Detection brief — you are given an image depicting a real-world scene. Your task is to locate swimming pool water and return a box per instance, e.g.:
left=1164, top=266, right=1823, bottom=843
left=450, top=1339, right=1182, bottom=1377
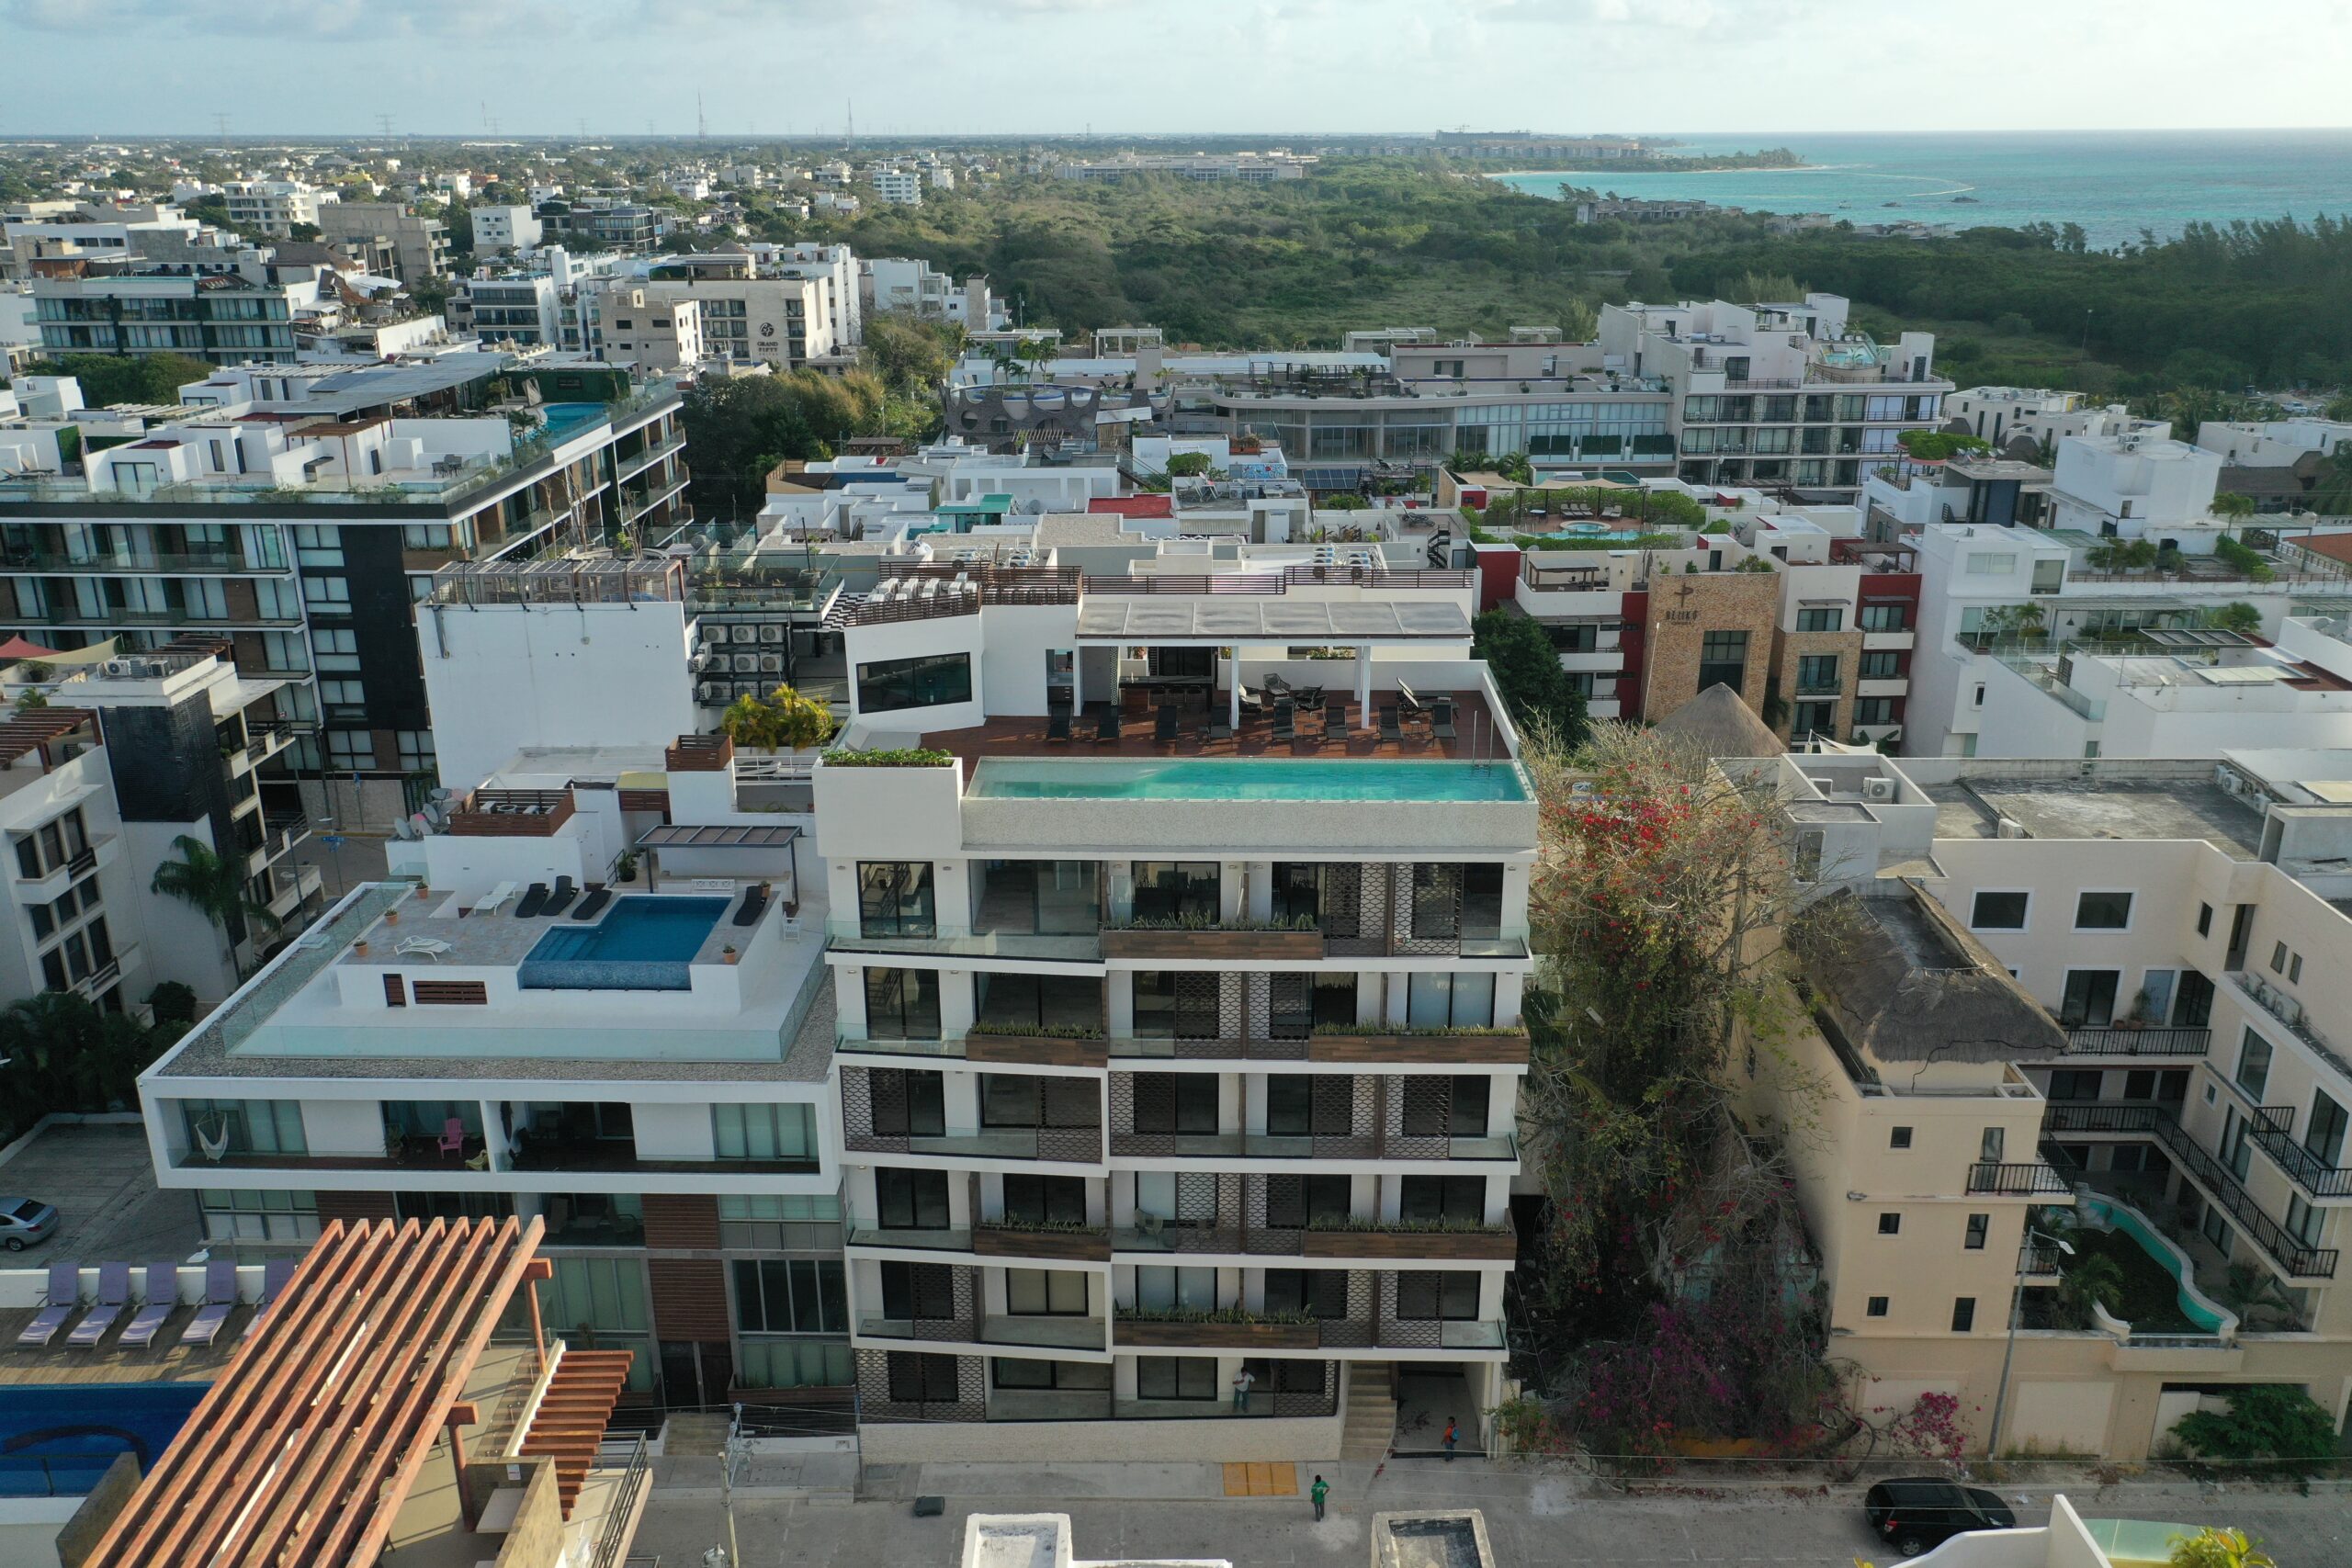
left=0, top=1382, right=207, bottom=1495
left=519, top=896, right=727, bottom=991
left=970, top=760, right=1526, bottom=803
left=539, top=401, right=608, bottom=442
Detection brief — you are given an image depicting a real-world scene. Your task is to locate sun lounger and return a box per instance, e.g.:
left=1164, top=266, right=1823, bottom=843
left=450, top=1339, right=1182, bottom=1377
left=1379, top=706, right=1404, bottom=745
left=514, top=882, right=550, bottom=919
left=473, top=881, right=519, bottom=915
left=732, top=886, right=770, bottom=927
left=1325, top=701, right=1349, bottom=743
left=119, top=1263, right=179, bottom=1348
left=15, top=1262, right=80, bottom=1348
left=571, top=884, right=612, bottom=920
left=243, top=1256, right=295, bottom=1340
left=65, top=1261, right=130, bottom=1348
left=394, top=935, right=452, bottom=962
left=181, top=1258, right=239, bottom=1347
left=1431, top=698, right=1457, bottom=741
left=1095, top=710, right=1122, bottom=743
left=1154, top=705, right=1181, bottom=746
left=1046, top=713, right=1072, bottom=743
left=1208, top=712, right=1233, bottom=742
left=1272, top=705, right=1296, bottom=744
left=542, top=875, right=577, bottom=917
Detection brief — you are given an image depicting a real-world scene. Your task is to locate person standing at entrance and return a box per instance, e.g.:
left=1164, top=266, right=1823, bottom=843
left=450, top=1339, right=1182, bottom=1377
left=1311, top=1474, right=1329, bottom=1520
left=1232, top=1365, right=1255, bottom=1411
left=1442, top=1417, right=1459, bottom=1461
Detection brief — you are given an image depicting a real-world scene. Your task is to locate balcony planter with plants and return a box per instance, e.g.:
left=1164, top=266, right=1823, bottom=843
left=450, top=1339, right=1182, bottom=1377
left=964, top=1021, right=1108, bottom=1068
left=1101, top=913, right=1323, bottom=961
left=1305, top=1024, right=1530, bottom=1065
left=1298, top=1216, right=1516, bottom=1260
left=1115, top=1307, right=1319, bottom=1349
left=973, top=1218, right=1113, bottom=1262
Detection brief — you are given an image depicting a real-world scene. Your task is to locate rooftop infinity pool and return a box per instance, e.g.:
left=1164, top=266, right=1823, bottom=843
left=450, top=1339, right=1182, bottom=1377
left=518, top=896, right=727, bottom=990
left=0, top=1382, right=207, bottom=1496
left=969, top=759, right=1525, bottom=803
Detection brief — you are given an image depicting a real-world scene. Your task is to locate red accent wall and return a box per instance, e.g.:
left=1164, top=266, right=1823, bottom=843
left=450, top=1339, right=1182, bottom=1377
left=1472, top=544, right=1521, bottom=612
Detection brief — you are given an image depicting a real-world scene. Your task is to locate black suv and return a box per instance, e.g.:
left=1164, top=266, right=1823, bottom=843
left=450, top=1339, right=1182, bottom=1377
left=1863, top=1478, right=2018, bottom=1557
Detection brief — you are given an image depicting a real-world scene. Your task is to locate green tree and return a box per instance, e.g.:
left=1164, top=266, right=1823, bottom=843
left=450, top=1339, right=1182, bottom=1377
left=2211, top=490, right=2257, bottom=518
left=1471, top=608, right=1586, bottom=746
left=2056, top=1253, right=2126, bottom=1325
left=1163, top=452, right=1213, bottom=479
left=0, top=992, right=172, bottom=1139
left=2172, top=1384, right=2337, bottom=1462
left=24, top=351, right=214, bottom=407
left=2207, top=602, right=2264, bottom=635
left=680, top=368, right=893, bottom=522
left=718, top=684, right=838, bottom=750
left=2169, top=1528, right=2277, bottom=1568
left=151, top=833, right=280, bottom=975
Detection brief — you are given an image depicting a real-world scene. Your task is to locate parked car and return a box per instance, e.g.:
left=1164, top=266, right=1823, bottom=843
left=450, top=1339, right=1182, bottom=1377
left=0, top=1197, right=58, bottom=1250
left=1863, top=1477, right=2018, bottom=1557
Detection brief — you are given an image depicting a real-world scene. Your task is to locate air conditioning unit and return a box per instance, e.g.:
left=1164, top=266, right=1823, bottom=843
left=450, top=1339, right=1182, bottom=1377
left=2217, top=764, right=2242, bottom=794
left=759, top=625, right=785, bottom=644
left=731, top=653, right=758, bottom=674
left=1996, top=818, right=2027, bottom=839
left=696, top=682, right=719, bottom=702
left=731, top=624, right=757, bottom=643
left=759, top=653, right=783, bottom=673
left=101, top=659, right=137, bottom=678
left=1862, top=776, right=1896, bottom=803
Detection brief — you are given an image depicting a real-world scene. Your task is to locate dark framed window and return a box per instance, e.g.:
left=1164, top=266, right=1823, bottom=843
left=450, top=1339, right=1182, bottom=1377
left=1268, top=974, right=1313, bottom=1042
left=869, top=1069, right=945, bottom=1136
left=865, top=969, right=942, bottom=1041
left=1964, top=1213, right=1989, bottom=1250
left=1878, top=1213, right=1901, bottom=1235
left=885, top=1350, right=959, bottom=1403
left=1262, top=1269, right=1348, bottom=1318
left=1859, top=602, right=1907, bottom=632
left=858, top=863, right=936, bottom=937
left=1890, top=1127, right=1913, bottom=1149
left=1971, top=890, right=2029, bottom=931
left=1004, top=1269, right=1089, bottom=1316
left=1795, top=606, right=1844, bottom=633
left=1132, top=862, right=1219, bottom=923
left=1264, top=1173, right=1352, bottom=1228
left=878, top=1260, right=956, bottom=1322
left=1951, top=1297, right=1976, bottom=1333
left=1394, top=1270, right=1478, bottom=1321
left=875, top=1167, right=951, bottom=1230
left=1270, top=863, right=1326, bottom=927
left=1409, top=863, right=1461, bottom=939
left=1859, top=649, right=1903, bottom=680
left=1132, top=971, right=1218, bottom=1041
left=2074, top=890, right=2133, bottom=930
left=980, top=1073, right=1092, bottom=1129
left=1697, top=630, right=1747, bottom=693
left=1265, top=1075, right=1351, bottom=1138
left=731, top=1258, right=846, bottom=1333
left=1132, top=1072, right=1218, bottom=1135
left=1136, top=1356, right=1217, bottom=1401
left=990, top=1357, right=1107, bottom=1390
left=1002, top=1174, right=1087, bottom=1224
left=1853, top=697, right=1897, bottom=727
left=1403, top=1076, right=1489, bottom=1137
left=1865, top=1296, right=1889, bottom=1317
left=1397, top=1175, right=1485, bottom=1223
left=856, top=652, right=972, bottom=714
left=1313, top=973, right=1358, bottom=1029
left=2236, top=1029, right=2274, bottom=1101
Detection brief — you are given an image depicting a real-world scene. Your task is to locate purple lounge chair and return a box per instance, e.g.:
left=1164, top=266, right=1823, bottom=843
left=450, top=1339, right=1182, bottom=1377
left=242, top=1256, right=296, bottom=1340
left=65, top=1261, right=130, bottom=1348
left=14, top=1262, right=80, bottom=1348
left=119, top=1263, right=180, bottom=1348
left=180, top=1258, right=240, bottom=1347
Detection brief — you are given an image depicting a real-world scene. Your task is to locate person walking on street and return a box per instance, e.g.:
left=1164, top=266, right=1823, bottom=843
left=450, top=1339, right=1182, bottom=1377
left=1442, top=1417, right=1459, bottom=1461
left=1311, top=1473, right=1329, bottom=1521
left=1232, top=1366, right=1255, bottom=1411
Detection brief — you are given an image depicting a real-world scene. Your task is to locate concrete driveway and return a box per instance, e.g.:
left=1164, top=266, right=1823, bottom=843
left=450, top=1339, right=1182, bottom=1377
left=0, top=1121, right=202, bottom=1265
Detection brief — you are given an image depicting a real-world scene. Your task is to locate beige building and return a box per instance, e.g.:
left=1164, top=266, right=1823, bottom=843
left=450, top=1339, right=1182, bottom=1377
left=1740, top=748, right=2352, bottom=1460
left=594, top=284, right=705, bottom=372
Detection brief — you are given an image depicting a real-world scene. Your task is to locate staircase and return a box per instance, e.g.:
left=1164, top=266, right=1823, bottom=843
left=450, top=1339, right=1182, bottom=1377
left=1340, top=1362, right=1396, bottom=1461
left=518, top=1348, right=634, bottom=1517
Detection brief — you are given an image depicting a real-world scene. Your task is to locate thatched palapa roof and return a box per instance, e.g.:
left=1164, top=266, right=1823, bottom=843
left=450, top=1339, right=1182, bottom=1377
left=1653, top=683, right=1782, bottom=761
left=1796, top=882, right=2066, bottom=1066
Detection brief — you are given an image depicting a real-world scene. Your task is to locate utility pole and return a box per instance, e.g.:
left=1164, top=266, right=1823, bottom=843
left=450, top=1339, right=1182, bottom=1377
left=211, top=112, right=231, bottom=141
left=697, top=94, right=707, bottom=142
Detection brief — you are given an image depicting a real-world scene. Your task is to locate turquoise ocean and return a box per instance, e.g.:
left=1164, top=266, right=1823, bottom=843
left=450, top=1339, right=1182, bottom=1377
left=1488, top=130, right=2352, bottom=248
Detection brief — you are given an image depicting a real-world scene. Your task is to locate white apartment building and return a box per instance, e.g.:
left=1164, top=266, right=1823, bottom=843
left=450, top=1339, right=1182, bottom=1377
left=622, top=257, right=836, bottom=367
left=2197, top=417, right=2352, bottom=468
left=815, top=551, right=1531, bottom=1461
left=223, top=180, right=333, bottom=238
left=455, top=272, right=562, bottom=346
left=1056, top=152, right=1315, bottom=183
left=2047, top=432, right=2228, bottom=540
left=1946, top=387, right=2150, bottom=451
left=863, top=257, right=1002, bottom=331
left=470, top=204, right=543, bottom=254
left=593, top=285, right=706, bottom=373
left=871, top=169, right=923, bottom=209
left=762, top=242, right=862, bottom=348
left=1597, top=294, right=1951, bottom=499
left=1747, top=744, right=2352, bottom=1460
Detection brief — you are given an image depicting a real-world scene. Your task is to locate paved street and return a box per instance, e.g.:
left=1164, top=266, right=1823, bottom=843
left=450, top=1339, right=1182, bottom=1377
left=632, top=1456, right=2352, bottom=1565
left=0, top=1121, right=201, bottom=1264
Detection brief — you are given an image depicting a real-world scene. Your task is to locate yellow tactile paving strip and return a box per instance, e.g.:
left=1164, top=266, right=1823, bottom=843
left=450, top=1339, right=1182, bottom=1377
left=1221, top=1461, right=1298, bottom=1496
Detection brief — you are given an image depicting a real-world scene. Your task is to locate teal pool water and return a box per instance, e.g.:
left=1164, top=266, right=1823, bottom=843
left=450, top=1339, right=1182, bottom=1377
left=540, top=401, right=608, bottom=441
left=2077, top=1195, right=2231, bottom=1335
left=970, top=759, right=1524, bottom=803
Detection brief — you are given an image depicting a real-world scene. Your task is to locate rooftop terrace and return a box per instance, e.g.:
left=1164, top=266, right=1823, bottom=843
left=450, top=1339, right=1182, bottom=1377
left=1923, top=761, right=2264, bottom=854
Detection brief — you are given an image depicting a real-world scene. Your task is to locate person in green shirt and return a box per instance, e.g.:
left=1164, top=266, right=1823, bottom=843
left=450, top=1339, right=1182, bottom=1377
left=1310, top=1473, right=1329, bottom=1520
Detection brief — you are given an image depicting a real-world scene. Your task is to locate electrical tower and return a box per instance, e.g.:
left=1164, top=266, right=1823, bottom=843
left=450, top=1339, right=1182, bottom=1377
left=211, top=112, right=230, bottom=141
left=697, top=94, right=707, bottom=141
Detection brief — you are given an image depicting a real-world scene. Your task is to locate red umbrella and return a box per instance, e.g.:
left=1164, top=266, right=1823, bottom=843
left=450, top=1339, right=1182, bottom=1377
left=0, top=636, right=61, bottom=661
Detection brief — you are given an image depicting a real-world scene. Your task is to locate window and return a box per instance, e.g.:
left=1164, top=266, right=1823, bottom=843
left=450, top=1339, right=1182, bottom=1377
left=1262, top=1269, right=1348, bottom=1319
left=1005, top=1268, right=1089, bottom=1315
left=1964, top=553, right=2018, bottom=576
left=713, top=1102, right=814, bottom=1161
left=301, top=574, right=350, bottom=610
left=876, top=1167, right=950, bottom=1230
left=738, top=1338, right=853, bottom=1390
left=1878, top=1213, right=1902, bottom=1235
left=1136, top=1265, right=1217, bottom=1311
left=1859, top=603, right=1907, bottom=632
left=718, top=1192, right=842, bottom=1250
left=1795, top=607, right=1843, bottom=633
left=1409, top=863, right=1461, bottom=939
left=2236, top=1029, right=2274, bottom=1102
left=1397, top=1175, right=1486, bottom=1223
left=1794, top=654, right=1840, bottom=694
left=1971, top=891, right=2029, bottom=931
left=2075, top=891, right=2134, bottom=931
left=1951, top=1297, right=1977, bottom=1333
left=858, top=863, right=936, bottom=937
left=1265, top=1075, right=1347, bottom=1138
left=885, top=1351, right=959, bottom=1404
left=2290, top=953, right=2304, bottom=984
left=1264, top=1173, right=1352, bottom=1228
left=2307, top=1090, right=2348, bottom=1167
left=1964, top=1213, right=1989, bottom=1250
left=1697, top=630, right=1747, bottom=693
left=1792, top=699, right=1837, bottom=737
left=855, top=652, right=972, bottom=714
left=869, top=1069, right=945, bottom=1137
left=1136, top=1356, right=1217, bottom=1401
left=865, top=968, right=941, bottom=1040
left=1001, top=1174, right=1087, bottom=1224
left=1394, top=1271, right=1478, bottom=1321
left=396, top=731, right=435, bottom=772
left=879, top=1259, right=956, bottom=1322
left=1132, top=972, right=1216, bottom=1040
left=731, top=1258, right=846, bottom=1333
left=537, top=1256, right=649, bottom=1335
left=1131, top=862, right=1219, bottom=924
left=2061, top=970, right=2120, bottom=1028
left=2270, top=941, right=2289, bottom=975
left=1866, top=1296, right=1890, bottom=1317
left=1403, top=1076, right=1491, bottom=1137
left=325, top=730, right=376, bottom=770
left=990, top=1358, right=1107, bottom=1392
left=1132, top=1073, right=1218, bottom=1135
left=1858, top=650, right=1903, bottom=681
left=1889, top=1126, right=1913, bottom=1150
left=1407, top=972, right=1497, bottom=1028
left=2048, top=1069, right=2104, bottom=1101
left=2197, top=903, right=2214, bottom=939
left=198, top=1187, right=319, bottom=1244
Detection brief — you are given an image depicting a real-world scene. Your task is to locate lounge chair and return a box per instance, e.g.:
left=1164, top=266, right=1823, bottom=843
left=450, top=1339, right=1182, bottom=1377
left=1379, top=706, right=1404, bottom=745
left=732, top=885, right=770, bottom=927
left=571, top=884, right=612, bottom=921
left=1094, top=709, right=1122, bottom=743
left=541, top=875, right=577, bottom=917
left=119, top=1263, right=179, bottom=1348
left=1271, top=703, right=1296, bottom=745
left=1154, top=705, right=1181, bottom=747
left=1238, top=686, right=1265, bottom=716
left=514, top=882, right=550, bottom=919
left=16, top=1262, right=80, bottom=1348
left=1431, top=698, right=1457, bottom=741
left=181, top=1258, right=239, bottom=1347
left=1045, top=713, right=1072, bottom=743
left=1396, top=681, right=1423, bottom=716
left=1325, top=701, right=1349, bottom=743
left=394, top=935, right=451, bottom=962
left=473, top=881, right=518, bottom=915
left=65, top=1262, right=130, bottom=1348
left=437, top=1117, right=469, bottom=1158
left=1208, top=712, right=1233, bottom=742
left=243, top=1256, right=295, bottom=1340
left=1262, top=673, right=1295, bottom=700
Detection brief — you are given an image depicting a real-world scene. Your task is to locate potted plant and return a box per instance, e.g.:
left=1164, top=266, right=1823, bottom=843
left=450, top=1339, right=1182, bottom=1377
left=354, top=936, right=369, bottom=955
left=722, top=944, right=739, bottom=965
left=616, top=850, right=639, bottom=884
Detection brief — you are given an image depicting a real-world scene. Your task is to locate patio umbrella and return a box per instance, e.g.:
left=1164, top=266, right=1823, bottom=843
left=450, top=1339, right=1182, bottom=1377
left=0, top=635, right=61, bottom=662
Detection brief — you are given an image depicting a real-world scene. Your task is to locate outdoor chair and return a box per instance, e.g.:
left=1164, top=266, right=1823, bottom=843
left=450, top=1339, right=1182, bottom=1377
left=1154, top=705, right=1181, bottom=747
left=1431, top=698, right=1457, bottom=741
left=180, top=1259, right=239, bottom=1347
left=1379, top=707, right=1404, bottom=745
left=437, top=1117, right=468, bottom=1157
left=65, top=1262, right=130, bottom=1348
left=119, top=1263, right=180, bottom=1348
left=1045, top=713, right=1072, bottom=743
left=243, top=1257, right=295, bottom=1340
left=15, top=1262, right=80, bottom=1348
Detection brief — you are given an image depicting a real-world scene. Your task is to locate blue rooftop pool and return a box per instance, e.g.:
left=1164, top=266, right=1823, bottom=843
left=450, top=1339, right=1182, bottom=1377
left=969, top=759, right=1525, bottom=803
left=539, top=401, right=609, bottom=442
left=519, top=896, right=727, bottom=990
left=0, top=1382, right=207, bottom=1497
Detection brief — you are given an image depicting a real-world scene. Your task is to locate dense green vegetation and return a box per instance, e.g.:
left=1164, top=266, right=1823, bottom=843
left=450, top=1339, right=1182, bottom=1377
left=22, top=352, right=214, bottom=406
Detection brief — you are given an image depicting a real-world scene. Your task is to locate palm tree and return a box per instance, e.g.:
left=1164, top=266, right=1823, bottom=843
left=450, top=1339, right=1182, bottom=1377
left=151, top=833, right=280, bottom=977
left=0, top=992, right=166, bottom=1123
left=2057, top=1252, right=2127, bottom=1326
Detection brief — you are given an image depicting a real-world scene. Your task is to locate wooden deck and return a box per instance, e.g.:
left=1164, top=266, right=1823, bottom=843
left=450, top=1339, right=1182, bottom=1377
left=923, top=688, right=1508, bottom=765
left=0, top=1303, right=249, bottom=1384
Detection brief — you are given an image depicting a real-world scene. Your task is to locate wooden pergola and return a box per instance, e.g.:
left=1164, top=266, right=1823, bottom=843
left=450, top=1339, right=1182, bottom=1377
left=81, top=1215, right=559, bottom=1568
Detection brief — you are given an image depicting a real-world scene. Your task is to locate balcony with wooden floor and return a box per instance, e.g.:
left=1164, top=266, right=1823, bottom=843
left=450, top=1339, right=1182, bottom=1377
left=922, top=686, right=1504, bottom=766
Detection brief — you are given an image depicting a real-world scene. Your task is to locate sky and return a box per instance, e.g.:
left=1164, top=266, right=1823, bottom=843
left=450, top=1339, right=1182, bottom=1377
left=3, top=0, right=2351, bottom=139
